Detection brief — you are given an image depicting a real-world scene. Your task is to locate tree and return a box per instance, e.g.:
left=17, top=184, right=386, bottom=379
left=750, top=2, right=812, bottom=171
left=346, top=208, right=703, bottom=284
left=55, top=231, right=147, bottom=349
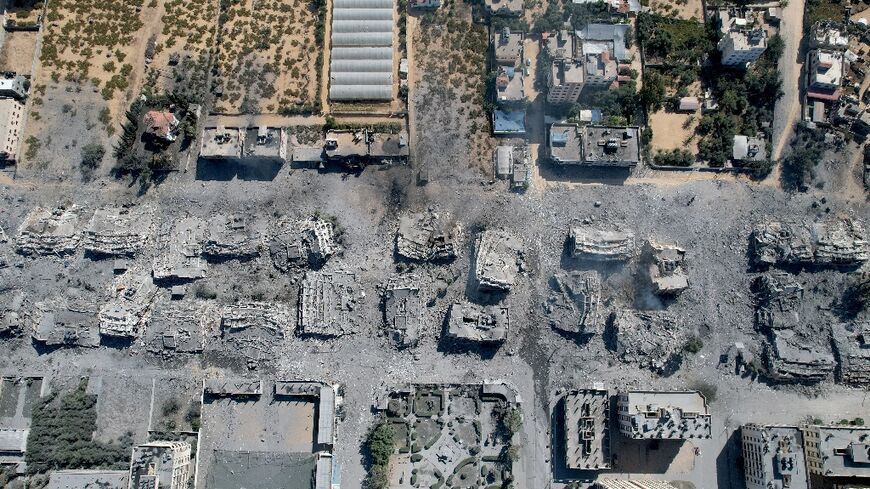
left=80, top=142, right=105, bottom=179
left=639, top=71, right=666, bottom=112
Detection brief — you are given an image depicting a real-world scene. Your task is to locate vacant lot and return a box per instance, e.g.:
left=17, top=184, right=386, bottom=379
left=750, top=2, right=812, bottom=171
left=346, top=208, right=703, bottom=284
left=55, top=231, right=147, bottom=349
left=212, top=0, right=323, bottom=114
left=648, top=0, right=704, bottom=22
left=0, top=31, right=38, bottom=74
left=649, top=110, right=698, bottom=154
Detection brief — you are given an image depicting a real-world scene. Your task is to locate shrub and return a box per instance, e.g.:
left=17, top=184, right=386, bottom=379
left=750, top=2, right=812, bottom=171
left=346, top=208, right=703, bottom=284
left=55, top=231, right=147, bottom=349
left=80, top=142, right=105, bottom=176
left=683, top=335, right=703, bottom=354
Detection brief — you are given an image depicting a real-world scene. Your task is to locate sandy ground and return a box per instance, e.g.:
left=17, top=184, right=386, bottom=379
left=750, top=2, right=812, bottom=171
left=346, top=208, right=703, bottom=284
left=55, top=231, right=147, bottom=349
left=768, top=0, right=806, bottom=177
left=0, top=31, right=38, bottom=74
left=649, top=0, right=704, bottom=21
left=649, top=110, right=699, bottom=153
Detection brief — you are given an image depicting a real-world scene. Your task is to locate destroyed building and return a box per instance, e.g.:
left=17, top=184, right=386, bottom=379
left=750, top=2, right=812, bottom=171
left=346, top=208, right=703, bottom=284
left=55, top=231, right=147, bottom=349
left=446, top=302, right=508, bottom=343
left=144, top=301, right=205, bottom=355
left=204, top=378, right=263, bottom=397
left=382, top=277, right=423, bottom=348
left=203, top=214, right=261, bottom=261
left=610, top=309, right=689, bottom=374
left=832, top=321, right=870, bottom=386
left=754, top=274, right=836, bottom=383
left=16, top=206, right=80, bottom=256
left=569, top=225, right=635, bottom=261
left=129, top=440, right=192, bottom=489
left=31, top=292, right=100, bottom=348
left=274, top=380, right=336, bottom=448
left=221, top=302, right=292, bottom=338
left=563, top=388, right=611, bottom=470
left=395, top=211, right=461, bottom=262
left=543, top=271, right=602, bottom=335
left=152, top=217, right=208, bottom=282
left=644, top=241, right=689, bottom=296
left=617, top=390, right=712, bottom=440
left=298, top=271, right=361, bottom=338
left=751, top=219, right=869, bottom=268
left=474, top=230, right=524, bottom=291
left=98, top=270, right=158, bottom=339
left=0, top=290, right=25, bottom=336
left=269, top=217, right=339, bottom=271
left=741, top=424, right=809, bottom=489
left=83, top=207, right=154, bottom=258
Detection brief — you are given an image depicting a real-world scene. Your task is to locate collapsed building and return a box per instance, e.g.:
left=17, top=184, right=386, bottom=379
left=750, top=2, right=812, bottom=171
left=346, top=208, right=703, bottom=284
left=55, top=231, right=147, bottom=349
left=144, top=301, right=205, bottom=355
left=215, top=302, right=294, bottom=365
left=617, top=390, right=712, bottom=440
left=382, top=277, right=423, bottom=348
left=16, top=206, right=80, bottom=256
left=751, top=219, right=869, bottom=268
left=832, top=321, right=870, bottom=386
left=129, top=440, right=192, bottom=489
left=98, top=270, right=158, bottom=339
left=644, top=241, right=689, bottom=296
left=82, top=206, right=154, bottom=257
left=31, top=294, right=100, bottom=348
left=754, top=273, right=836, bottom=383
left=446, top=302, right=508, bottom=343
left=543, top=271, right=602, bottom=335
left=152, top=217, right=208, bottom=282
left=221, top=302, right=293, bottom=338
left=269, top=217, right=338, bottom=271
left=568, top=225, right=635, bottom=261
left=563, top=388, right=611, bottom=470
left=474, top=230, right=524, bottom=291
left=204, top=378, right=264, bottom=397
left=610, top=309, right=689, bottom=374
left=298, top=271, right=361, bottom=337
left=0, top=290, right=25, bottom=336
left=395, top=211, right=461, bottom=262
left=203, top=214, right=261, bottom=261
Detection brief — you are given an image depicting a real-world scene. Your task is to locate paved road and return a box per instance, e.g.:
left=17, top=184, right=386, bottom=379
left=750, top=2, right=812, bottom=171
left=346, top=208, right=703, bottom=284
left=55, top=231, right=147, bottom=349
left=770, top=0, right=806, bottom=164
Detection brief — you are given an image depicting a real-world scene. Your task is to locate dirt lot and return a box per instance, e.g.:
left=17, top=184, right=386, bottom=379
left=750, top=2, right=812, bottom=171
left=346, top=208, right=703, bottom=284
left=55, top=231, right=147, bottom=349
left=648, top=0, right=705, bottom=21
left=0, top=31, right=38, bottom=74
left=649, top=110, right=699, bottom=153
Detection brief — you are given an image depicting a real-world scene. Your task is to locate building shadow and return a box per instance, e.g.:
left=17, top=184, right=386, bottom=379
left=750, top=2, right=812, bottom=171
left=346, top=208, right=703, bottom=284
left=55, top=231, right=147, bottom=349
left=716, top=428, right=746, bottom=489
left=195, top=159, right=283, bottom=181
left=550, top=396, right=599, bottom=484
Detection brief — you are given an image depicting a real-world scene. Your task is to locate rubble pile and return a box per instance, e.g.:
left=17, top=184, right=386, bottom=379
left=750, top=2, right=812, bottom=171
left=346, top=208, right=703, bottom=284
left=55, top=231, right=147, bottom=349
left=543, top=271, right=602, bottom=335
left=474, top=230, right=524, bottom=291
left=832, top=321, right=870, bottom=386
left=144, top=302, right=205, bottom=354
left=0, top=290, right=25, bottom=335
left=298, top=270, right=362, bottom=337
left=645, top=241, right=689, bottom=296
left=203, top=214, right=261, bottom=260
left=765, top=329, right=836, bottom=382
left=152, top=217, right=208, bottom=282
left=568, top=225, right=635, bottom=261
left=446, top=302, right=508, bottom=343
left=269, top=217, right=338, bottom=271
left=16, top=206, right=81, bottom=256
left=98, top=270, right=159, bottom=338
left=31, top=293, right=100, bottom=347
left=382, top=277, right=423, bottom=348
left=221, top=302, right=292, bottom=337
left=751, top=219, right=869, bottom=268
left=83, top=207, right=154, bottom=257
left=610, top=309, right=688, bottom=373
left=395, top=211, right=461, bottom=262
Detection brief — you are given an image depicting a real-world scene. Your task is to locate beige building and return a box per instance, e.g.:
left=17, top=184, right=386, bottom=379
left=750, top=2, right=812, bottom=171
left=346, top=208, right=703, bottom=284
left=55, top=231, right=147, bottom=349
left=548, top=60, right=584, bottom=105
left=802, top=425, right=870, bottom=487
left=0, top=98, right=24, bottom=161
left=129, top=440, right=192, bottom=489
left=741, top=424, right=809, bottom=489
left=617, top=390, right=712, bottom=440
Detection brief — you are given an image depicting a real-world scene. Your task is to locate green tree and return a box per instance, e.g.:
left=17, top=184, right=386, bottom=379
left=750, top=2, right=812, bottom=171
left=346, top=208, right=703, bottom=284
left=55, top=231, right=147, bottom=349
left=639, top=71, right=666, bottom=112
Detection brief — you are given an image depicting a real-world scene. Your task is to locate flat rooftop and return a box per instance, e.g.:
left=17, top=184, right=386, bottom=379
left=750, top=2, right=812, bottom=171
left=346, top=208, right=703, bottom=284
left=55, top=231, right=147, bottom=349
left=549, top=124, right=582, bottom=164
left=201, top=127, right=243, bottom=159
left=243, top=127, right=283, bottom=159
left=581, top=126, right=640, bottom=167
left=812, top=426, right=870, bottom=477
left=564, top=389, right=611, bottom=470
left=620, top=391, right=712, bottom=439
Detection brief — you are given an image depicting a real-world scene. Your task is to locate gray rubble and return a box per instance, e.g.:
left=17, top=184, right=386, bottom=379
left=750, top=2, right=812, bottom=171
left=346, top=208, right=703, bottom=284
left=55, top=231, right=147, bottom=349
left=382, top=276, right=423, bottom=348
left=83, top=206, right=154, bottom=257
left=395, top=210, right=461, bottom=262
left=144, top=301, right=205, bottom=354
left=221, top=301, right=293, bottom=337
left=610, top=309, right=689, bottom=373
left=446, top=302, right=508, bottom=343
left=832, top=321, right=870, bottom=386
left=15, top=206, right=81, bottom=256
left=474, top=229, right=524, bottom=291
left=298, top=270, right=362, bottom=337
left=543, top=271, right=602, bottom=335
left=269, top=216, right=339, bottom=271
left=31, top=292, right=100, bottom=347
left=152, top=217, right=208, bottom=282
left=98, top=270, right=159, bottom=338
left=645, top=241, right=689, bottom=296
left=0, top=290, right=25, bottom=336
left=203, top=214, right=262, bottom=260
left=568, top=225, right=635, bottom=261
left=766, top=329, right=836, bottom=383
left=751, top=218, right=869, bottom=268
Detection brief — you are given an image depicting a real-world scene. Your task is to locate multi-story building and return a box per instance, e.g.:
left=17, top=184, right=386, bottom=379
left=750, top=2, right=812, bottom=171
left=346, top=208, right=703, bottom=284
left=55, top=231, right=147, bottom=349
left=549, top=124, right=640, bottom=168
left=0, top=98, right=24, bottom=162
left=741, top=424, right=809, bottom=489
left=492, top=27, right=524, bottom=67
left=717, top=11, right=768, bottom=67
left=582, top=47, right=618, bottom=88
left=802, top=425, right=870, bottom=488
left=563, top=389, right=611, bottom=470
left=809, top=50, right=845, bottom=92
left=128, top=441, right=192, bottom=489
left=495, top=65, right=525, bottom=104
left=594, top=480, right=680, bottom=489
left=544, top=29, right=574, bottom=60
left=617, top=390, right=712, bottom=440
left=548, top=59, right=584, bottom=105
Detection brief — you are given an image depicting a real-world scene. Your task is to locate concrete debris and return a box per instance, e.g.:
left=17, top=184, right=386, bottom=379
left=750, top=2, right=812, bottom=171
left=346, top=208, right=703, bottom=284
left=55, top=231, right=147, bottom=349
left=16, top=206, right=81, bottom=256
left=0, top=225, right=7, bottom=243
left=751, top=219, right=869, bottom=268
left=568, top=225, right=635, bottom=261
left=31, top=293, right=99, bottom=347
left=395, top=211, right=461, bottom=262
left=98, top=270, right=158, bottom=338
left=766, top=329, right=836, bottom=383
left=298, top=270, right=362, bottom=337
left=382, top=277, right=423, bottom=348
left=446, top=302, right=508, bottom=343
left=543, top=271, right=602, bottom=335
left=152, top=217, right=208, bottom=282
left=645, top=241, right=689, bottom=296
left=474, top=230, right=524, bottom=291
left=832, top=321, right=870, bottom=386
left=204, top=378, right=263, bottom=397
left=83, top=206, right=154, bottom=257
left=203, top=214, right=261, bottom=260
left=0, top=290, right=25, bottom=336
left=144, top=301, right=205, bottom=354
left=610, top=309, right=688, bottom=373
left=221, top=301, right=292, bottom=337
left=269, top=217, right=338, bottom=271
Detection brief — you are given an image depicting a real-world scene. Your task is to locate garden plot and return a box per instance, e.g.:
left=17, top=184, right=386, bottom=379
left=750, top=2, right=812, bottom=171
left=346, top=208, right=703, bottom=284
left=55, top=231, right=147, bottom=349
left=212, top=0, right=324, bottom=114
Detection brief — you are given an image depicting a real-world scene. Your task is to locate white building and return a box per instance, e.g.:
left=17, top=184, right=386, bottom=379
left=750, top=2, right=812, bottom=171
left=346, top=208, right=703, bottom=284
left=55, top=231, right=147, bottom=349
left=809, top=49, right=845, bottom=91
left=617, top=390, right=712, bottom=440
left=741, top=424, right=809, bottom=489
left=0, top=99, right=24, bottom=162
left=719, top=28, right=767, bottom=66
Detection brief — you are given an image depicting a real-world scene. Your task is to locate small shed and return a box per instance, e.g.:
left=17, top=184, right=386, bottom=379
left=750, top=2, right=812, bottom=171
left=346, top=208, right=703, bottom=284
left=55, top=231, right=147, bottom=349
left=678, top=97, right=700, bottom=112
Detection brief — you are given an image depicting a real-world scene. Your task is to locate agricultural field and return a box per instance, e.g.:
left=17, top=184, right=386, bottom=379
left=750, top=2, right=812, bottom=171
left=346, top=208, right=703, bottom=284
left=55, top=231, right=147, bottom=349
left=212, top=0, right=325, bottom=115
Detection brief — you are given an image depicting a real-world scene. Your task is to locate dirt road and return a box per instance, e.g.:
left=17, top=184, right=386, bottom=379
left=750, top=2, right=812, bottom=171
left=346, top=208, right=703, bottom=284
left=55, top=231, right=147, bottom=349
left=769, top=0, right=806, bottom=166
